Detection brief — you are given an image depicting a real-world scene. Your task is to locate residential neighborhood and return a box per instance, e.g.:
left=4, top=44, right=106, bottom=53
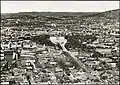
left=1, top=2, right=119, bottom=85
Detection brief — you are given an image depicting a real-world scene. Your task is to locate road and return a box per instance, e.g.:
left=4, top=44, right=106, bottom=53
left=59, top=42, right=106, bottom=83
left=47, top=46, right=74, bottom=82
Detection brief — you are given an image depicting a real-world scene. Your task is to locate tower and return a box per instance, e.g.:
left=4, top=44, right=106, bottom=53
left=4, top=49, right=14, bottom=67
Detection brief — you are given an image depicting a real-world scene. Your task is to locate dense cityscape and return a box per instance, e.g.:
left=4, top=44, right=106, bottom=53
left=1, top=9, right=119, bottom=85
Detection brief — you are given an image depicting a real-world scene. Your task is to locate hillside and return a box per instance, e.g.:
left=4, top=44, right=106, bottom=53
left=82, top=9, right=119, bottom=19
left=98, top=9, right=119, bottom=18
left=1, top=9, right=119, bottom=20
left=1, top=9, right=119, bottom=29
left=1, top=12, right=99, bottom=19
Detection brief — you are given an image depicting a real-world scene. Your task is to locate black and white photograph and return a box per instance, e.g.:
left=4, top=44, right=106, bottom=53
left=1, top=1, right=119, bottom=85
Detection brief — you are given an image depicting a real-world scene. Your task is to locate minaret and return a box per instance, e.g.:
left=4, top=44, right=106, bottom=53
left=21, top=27, right=24, bottom=37
left=8, top=39, right=12, bottom=49
left=14, top=31, right=18, bottom=50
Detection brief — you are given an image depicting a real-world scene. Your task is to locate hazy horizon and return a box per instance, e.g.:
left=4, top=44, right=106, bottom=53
left=1, top=8, right=119, bottom=14
left=1, top=1, right=119, bottom=13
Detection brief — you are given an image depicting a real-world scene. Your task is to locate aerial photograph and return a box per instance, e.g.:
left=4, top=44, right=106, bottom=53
left=1, top=1, right=119, bottom=85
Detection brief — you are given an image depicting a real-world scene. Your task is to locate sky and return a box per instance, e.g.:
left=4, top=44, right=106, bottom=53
left=1, top=1, right=119, bottom=13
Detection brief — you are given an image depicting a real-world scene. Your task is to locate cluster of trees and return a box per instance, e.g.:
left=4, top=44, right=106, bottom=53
left=31, top=34, right=97, bottom=51
left=31, top=33, right=98, bottom=54
left=31, top=34, right=55, bottom=46
left=65, top=34, right=97, bottom=50
left=57, top=59, right=71, bottom=76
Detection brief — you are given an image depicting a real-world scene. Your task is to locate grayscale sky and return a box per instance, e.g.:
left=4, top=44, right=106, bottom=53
left=1, top=1, right=119, bottom=13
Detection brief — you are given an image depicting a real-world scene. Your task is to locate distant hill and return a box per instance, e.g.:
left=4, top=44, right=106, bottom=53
left=99, top=9, right=119, bottom=17
left=1, top=12, right=99, bottom=19
left=1, top=9, right=119, bottom=20
left=82, top=9, right=119, bottom=19
left=17, top=12, right=98, bottom=17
